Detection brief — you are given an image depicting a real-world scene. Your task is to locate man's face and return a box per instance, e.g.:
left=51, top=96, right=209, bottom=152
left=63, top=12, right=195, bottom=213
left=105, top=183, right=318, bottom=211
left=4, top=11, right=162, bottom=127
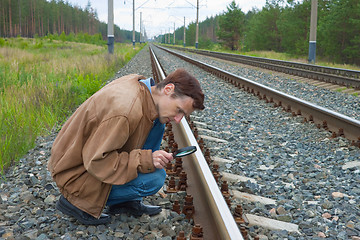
left=156, top=84, right=195, bottom=124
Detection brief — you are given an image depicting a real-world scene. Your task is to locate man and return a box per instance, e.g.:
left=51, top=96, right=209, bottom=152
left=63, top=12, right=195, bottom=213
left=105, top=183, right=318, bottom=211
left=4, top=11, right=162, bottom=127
left=48, top=68, right=205, bottom=225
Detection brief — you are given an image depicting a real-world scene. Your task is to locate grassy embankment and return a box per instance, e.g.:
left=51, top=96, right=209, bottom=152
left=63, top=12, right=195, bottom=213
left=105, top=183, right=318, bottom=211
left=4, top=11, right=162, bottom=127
left=181, top=44, right=360, bottom=71
left=0, top=37, right=144, bottom=173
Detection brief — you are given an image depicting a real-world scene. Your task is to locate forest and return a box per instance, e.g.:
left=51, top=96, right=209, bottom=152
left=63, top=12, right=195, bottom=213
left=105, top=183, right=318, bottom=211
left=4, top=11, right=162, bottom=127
left=1, top=0, right=359, bottom=66
left=167, top=0, right=360, bottom=66
left=0, top=0, right=139, bottom=43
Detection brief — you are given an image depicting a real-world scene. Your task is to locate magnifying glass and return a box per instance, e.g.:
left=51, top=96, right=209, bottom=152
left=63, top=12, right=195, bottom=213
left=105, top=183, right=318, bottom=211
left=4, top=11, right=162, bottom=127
left=173, top=146, right=197, bottom=158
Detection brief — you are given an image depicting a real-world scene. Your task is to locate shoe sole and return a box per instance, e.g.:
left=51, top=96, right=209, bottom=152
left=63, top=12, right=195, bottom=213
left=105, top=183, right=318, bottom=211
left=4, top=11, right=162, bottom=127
left=56, top=199, right=110, bottom=225
left=108, top=207, right=162, bottom=217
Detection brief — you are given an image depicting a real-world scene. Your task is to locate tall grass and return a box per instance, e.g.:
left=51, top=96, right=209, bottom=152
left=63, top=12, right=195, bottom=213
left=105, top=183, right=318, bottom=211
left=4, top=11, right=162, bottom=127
left=0, top=37, right=144, bottom=173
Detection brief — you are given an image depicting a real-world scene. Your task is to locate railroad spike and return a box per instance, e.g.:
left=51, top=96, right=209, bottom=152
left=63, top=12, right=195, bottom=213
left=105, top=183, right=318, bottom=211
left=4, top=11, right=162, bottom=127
left=166, top=176, right=178, bottom=193
left=322, top=120, right=329, bottom=130
left=165, top=162, right=175, bottom=175
left=331, top=132, right=337, bottom=139
left=177, top=171, right=187, bottom=191
left=309, top=115, right=314, bottom=123
left=351, top=137, right=360, bottom=147
left=172, top=200, right=181, bottom=214
left=176, top=231, right=186, bottom=240
left=190, top=224, right=203, bottom=240
left=240, top=226, right=249, bottom=240
left=221, top=180, right=231, bottom=199
left=234, top=204, right=246, bottom=225
left=224, top=195, right=232, bottom=208
left=174, top=158, right=183, bottom=176
left=182, top=195, right=195, bottom=219
left=338, top=128, right=345, bottom=137
left=172, top=142, right=178, bottom=153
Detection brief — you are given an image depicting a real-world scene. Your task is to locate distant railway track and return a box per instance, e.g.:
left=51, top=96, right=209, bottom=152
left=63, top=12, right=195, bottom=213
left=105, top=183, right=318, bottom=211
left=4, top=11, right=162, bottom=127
left=164, top=45, right=360, bottom=90
left=155, top=44, right=360, bottom=146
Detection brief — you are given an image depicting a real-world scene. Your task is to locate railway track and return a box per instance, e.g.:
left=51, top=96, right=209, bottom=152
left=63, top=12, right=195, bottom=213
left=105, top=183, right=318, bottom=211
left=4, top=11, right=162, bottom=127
left=155, top=45, right=360, bottom=146
left=1, top=46, right=358, bottom=239
left=164, top=45, right=360, bottom=90
left=150, top=46, right=243, bottom=240
left=149, top=45, right=360, bottom=239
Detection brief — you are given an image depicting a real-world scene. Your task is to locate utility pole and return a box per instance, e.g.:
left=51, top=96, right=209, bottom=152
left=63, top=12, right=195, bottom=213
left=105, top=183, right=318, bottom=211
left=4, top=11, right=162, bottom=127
left=107, top=0, right=114, bottom=54
left=183, top=16, right=186, bottom=47
left=195, top=0, right=199, bottom=48
left=308, top=0, right=318, bottom=64
left=133, top=0, right=135, bottom=49
left=173, top=22, right=175, bottom=45
left=140, top=12, right=142, bottom=44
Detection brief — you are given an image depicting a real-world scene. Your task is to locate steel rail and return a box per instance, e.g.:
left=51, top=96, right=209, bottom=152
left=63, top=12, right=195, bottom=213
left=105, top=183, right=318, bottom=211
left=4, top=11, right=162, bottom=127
left=155, top=45, right=360, bottom=144
left=149, top=46, right=244, bottom=240
left=165, top=45, right=360, bottom=89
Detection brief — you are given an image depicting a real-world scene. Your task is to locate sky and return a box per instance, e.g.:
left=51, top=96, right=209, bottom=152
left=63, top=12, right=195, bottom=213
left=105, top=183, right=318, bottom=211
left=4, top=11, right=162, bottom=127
left=65, top=0, right=267, bottom=39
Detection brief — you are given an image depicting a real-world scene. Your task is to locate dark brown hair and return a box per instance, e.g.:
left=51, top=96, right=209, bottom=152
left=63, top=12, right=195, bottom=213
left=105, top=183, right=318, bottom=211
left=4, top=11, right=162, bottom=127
left=156, top=68, right=205, bottom=110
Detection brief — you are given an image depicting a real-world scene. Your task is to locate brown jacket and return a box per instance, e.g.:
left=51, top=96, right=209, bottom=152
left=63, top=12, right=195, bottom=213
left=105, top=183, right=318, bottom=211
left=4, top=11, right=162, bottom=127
left=48, top=74, right=158, bottom=218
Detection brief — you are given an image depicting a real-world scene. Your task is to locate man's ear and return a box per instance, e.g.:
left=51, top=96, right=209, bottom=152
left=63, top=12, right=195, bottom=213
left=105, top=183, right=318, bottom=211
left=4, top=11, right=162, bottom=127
left=163, top=83, right=175, bottom=95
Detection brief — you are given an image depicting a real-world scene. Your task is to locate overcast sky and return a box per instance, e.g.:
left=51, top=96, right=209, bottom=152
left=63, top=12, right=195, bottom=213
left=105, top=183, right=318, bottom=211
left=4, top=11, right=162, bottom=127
left=65, top=0, right=267, bottom=38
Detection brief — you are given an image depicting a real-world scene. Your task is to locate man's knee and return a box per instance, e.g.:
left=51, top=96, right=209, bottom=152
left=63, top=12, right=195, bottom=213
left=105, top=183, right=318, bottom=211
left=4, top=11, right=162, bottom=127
left=152, top=169, right=166, bottom=188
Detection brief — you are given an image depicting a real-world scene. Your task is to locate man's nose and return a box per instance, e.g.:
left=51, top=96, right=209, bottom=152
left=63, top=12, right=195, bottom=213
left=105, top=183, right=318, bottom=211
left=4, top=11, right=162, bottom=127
left=174, top=113, right=184, bottom=123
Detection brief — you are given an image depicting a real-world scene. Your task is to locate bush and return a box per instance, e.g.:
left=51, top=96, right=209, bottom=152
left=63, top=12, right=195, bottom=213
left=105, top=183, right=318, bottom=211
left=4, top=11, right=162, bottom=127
left=0, top=38, right=5, bottom=47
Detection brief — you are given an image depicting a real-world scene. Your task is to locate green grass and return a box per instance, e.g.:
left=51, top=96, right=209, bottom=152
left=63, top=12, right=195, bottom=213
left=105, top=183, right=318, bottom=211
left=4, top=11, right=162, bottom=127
left=0, top=37, right=144, bottom=173
left=335, top=87, right=348, bottom=92
left=241, top=50, right=360, bottom=71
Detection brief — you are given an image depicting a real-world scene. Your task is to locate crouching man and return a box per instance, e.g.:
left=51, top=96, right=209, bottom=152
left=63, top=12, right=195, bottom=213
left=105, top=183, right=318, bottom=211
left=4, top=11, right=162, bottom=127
left=48, top=69, right=205, bottom=225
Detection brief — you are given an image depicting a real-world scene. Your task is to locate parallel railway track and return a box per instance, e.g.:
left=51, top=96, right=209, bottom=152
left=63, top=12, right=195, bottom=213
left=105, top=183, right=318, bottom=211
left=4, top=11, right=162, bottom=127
left=155, top=45, right=360, bottom=146
left=164, top=45, right=360, bottom=90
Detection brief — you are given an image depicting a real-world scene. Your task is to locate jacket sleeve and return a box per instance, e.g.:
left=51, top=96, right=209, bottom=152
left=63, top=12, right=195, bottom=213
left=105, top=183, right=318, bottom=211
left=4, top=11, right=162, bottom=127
left=82, top=116, right=156, bottom=185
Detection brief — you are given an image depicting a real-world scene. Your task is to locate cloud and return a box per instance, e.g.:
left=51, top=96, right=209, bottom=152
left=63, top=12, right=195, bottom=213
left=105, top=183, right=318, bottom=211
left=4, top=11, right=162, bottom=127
left=65, top=0, right=267, bottom=38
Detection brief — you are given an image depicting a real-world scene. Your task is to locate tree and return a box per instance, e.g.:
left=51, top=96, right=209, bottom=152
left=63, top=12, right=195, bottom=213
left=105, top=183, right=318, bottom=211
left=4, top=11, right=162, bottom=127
left=217, top=0, right=245, bottom=50
left=243, top=1, right=282, bottom=51
left=186, top=22, right=196, bottom=47
left=277, top=1, right=311, bottom=55
left=318, top=0, right=360, bottom=65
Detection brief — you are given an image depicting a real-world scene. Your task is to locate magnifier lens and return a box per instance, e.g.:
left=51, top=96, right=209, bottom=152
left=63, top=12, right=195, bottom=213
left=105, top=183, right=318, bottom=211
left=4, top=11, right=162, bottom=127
left=173, top=146, right=197, bottom=157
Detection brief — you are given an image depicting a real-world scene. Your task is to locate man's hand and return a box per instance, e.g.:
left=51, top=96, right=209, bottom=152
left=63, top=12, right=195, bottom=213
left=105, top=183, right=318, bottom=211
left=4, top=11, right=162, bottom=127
left=152, top=150, right=173, bottom=169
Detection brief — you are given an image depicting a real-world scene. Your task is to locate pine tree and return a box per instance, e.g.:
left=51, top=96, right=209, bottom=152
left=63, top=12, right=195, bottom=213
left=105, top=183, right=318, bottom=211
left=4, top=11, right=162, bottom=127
left=217, top=0, right=245, bottom=50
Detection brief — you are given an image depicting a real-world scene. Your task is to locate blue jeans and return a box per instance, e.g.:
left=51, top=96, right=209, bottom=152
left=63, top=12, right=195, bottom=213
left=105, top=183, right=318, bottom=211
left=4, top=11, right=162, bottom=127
left=107, top=115, right=166, bottom=206
left=106, top=168, right=166, bottom=206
